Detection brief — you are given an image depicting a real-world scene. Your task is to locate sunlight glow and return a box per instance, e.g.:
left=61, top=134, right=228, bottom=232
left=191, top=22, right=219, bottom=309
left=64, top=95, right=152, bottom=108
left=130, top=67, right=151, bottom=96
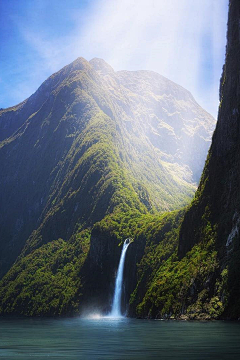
left=1, top=0, right=228, bottom=117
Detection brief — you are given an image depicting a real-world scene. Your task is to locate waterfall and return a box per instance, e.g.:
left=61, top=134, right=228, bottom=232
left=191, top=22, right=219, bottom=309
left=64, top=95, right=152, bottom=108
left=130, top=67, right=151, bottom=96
left=109, top=238, right=131, bottom=317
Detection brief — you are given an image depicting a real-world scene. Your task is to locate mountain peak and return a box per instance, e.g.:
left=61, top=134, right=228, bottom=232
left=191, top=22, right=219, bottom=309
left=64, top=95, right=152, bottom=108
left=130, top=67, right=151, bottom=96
left=0, top=51, right=218, bottom=317
left=90, top=58, right=114, bottom=75
left=66, top=57, right=91, bottom=72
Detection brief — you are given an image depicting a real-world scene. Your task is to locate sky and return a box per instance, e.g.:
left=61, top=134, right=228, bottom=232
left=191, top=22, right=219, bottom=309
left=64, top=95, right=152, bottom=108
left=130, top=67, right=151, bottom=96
left=0, top=0, right=228, bottom=118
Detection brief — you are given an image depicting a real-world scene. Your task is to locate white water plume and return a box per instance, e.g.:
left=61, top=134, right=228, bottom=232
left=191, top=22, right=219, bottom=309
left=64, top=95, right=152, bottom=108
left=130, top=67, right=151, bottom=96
left=109, top=238, right=131, bottom=318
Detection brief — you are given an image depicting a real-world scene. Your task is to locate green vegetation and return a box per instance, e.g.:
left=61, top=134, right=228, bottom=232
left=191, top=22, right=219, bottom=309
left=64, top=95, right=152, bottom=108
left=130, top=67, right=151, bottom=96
left=128, top=209, right=228, bottom=320
left=0, top=56, right=225, bottom=319
left=0, top=203, right=230, bottom=318
left=134, top=242, right=222, bottom=319
left=0, top=230, right=90, bottom=316
left=0, top=210, right=180, bottom=316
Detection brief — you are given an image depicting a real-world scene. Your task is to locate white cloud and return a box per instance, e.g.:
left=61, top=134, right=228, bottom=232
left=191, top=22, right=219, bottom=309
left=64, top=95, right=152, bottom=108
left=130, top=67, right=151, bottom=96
left=18, top=0, right=228, bottom=117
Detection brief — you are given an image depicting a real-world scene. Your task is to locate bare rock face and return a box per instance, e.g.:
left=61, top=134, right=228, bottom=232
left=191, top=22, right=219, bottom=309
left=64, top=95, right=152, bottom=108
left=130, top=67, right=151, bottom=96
left=81, top=224, right=146, bottom=314
left=91, top=59, right=215, bottom=183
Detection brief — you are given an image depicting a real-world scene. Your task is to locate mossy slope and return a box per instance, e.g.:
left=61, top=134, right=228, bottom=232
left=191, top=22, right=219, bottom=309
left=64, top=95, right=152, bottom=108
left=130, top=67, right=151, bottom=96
left=0, top=56, right=216, bottom=317
left=0, top=56, right=213, bottom=277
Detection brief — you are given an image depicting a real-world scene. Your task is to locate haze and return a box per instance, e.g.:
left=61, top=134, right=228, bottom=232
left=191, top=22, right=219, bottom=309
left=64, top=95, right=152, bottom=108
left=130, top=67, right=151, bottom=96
left=0, top=0, right=228, bottom=118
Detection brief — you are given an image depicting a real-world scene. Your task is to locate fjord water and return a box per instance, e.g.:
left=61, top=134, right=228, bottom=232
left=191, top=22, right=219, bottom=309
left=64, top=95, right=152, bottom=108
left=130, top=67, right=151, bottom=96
left=1, top=318, right=240, bottom=360
left=110, top=238, right=131, bottom=317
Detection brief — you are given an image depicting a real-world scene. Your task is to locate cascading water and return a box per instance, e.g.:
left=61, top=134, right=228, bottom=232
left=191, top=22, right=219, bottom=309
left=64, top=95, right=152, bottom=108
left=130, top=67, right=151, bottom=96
left=109, top=238, right=131, bottom=318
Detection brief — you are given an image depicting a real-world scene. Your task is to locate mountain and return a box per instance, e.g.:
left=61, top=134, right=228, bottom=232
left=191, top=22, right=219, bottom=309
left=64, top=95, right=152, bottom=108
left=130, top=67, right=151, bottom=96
left=0, top=57, right=214, bottom=278
left=0, top=57, right=215, bottom=316
left=127, top=0, right=240, bottom=320
left=177, top=0, right=240, bottom=318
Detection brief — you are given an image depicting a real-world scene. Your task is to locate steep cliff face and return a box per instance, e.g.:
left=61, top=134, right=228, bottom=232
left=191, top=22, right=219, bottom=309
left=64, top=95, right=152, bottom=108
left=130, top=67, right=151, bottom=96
left=178, top=0, right=240, bottom=318
left=120, top=1, right=240, bottom=320
left=80, top=223, right=146, bottom=315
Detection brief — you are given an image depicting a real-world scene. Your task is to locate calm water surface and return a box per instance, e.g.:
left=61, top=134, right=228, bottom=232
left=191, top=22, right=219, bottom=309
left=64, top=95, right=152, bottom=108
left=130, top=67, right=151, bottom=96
left=0, top=317, right=240, bottom=359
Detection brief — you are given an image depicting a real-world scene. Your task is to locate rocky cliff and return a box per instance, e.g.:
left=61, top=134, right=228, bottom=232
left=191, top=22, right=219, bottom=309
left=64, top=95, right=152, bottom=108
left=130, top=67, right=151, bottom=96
left=178, top=0, right=240, bottom=318
left=128, top=0, right=240, bottom=320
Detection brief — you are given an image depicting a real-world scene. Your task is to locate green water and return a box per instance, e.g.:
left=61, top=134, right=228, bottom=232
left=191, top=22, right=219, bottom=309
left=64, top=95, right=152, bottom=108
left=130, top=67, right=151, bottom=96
left=0, top=317, right=240, bottom=359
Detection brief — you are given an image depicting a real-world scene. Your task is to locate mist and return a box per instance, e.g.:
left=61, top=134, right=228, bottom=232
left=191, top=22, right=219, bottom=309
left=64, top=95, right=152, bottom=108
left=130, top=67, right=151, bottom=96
left=2, top=0, right=228, bottom=118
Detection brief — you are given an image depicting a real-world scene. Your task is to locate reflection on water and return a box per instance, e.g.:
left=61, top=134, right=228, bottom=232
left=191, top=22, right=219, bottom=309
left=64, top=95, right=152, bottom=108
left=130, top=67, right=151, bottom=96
left=0, top=317, right=240, bottom=359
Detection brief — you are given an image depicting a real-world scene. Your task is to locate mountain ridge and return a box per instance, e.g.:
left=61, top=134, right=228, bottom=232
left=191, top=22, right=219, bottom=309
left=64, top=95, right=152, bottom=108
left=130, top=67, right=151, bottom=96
left=0, top=56, right=216, bottom=316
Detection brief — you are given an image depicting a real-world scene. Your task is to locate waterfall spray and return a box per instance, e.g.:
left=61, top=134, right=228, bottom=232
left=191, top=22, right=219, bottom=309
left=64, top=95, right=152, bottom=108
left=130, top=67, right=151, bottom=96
left=110, top=238, right=131, bottom=317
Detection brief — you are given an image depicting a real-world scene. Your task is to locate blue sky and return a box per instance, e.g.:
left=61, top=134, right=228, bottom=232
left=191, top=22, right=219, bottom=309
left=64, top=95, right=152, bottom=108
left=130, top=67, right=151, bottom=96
left=0, top=0, right=228, bottom=118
